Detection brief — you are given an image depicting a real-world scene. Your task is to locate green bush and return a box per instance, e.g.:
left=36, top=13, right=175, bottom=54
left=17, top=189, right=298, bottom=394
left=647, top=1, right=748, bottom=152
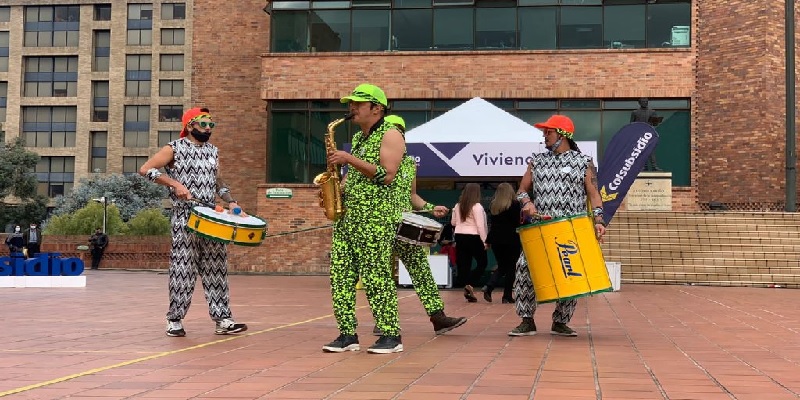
left=43, top=202, right=127, bottom=235
left=126, top=208, right=171, bottom=236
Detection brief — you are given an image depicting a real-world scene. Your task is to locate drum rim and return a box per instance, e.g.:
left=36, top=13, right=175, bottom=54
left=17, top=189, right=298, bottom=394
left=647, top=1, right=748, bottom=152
left=184, top=225, right=265, bottom=246
left=401, top=212, right=443, bottom=229
left=191, top=206, right=267, bottom=228
left=535, top=286, right=613, bottom=304
left=516, top=212, right=589, bottom=232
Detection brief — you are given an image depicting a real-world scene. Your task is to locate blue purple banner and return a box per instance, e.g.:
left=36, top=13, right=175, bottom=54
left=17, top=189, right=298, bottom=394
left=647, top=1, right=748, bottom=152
left=597, top=123, right=660, bottom=225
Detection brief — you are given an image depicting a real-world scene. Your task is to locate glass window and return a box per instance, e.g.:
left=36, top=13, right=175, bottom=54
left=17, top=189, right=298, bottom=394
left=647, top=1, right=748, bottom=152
left=93, top=30, right=110, bottom=72
left=159, top=80, right=184, bottom=97
left=310, top=11, right=350, bottom=52
left=352, top=10, right=390, bottom=51
left=353, top=0, right=391, bottom=6
left=123, top=156, right=148, bottom=175
left=161, top=3, right=186, bottom=20
left=433, top=8, right=473, bottom=50
left=24, top=6, right=80, bottom=47
left=518, top=0, right=557, bottom=4
left=392, top=9, right=432, bottom=50
left=158, top=130, right=180, bottom=146
left=0, top=31, right=8, bottom=72
left=519, top=7, right=556, bottom=50
left=127, top=29, right=152, bottom=45
left=271, top=11, right=309, bottom=52
left=271, top=1, right=311, bottom=9
left=22, top=106, right=77, bottom=148
left=126, top=54, right=152, bottom=97
left=647, top=2, right=691, bottom=48
left=0, top=7, right=9, bottom=22
left=604, top=5, right=645, bottom=48
left=393, top=0, right=432, bottom=7
left=161, top=28, right=185, bottom=45
left=90, top=131, right=107, bottom=173
left=94, top=4, right=111, bottom=21
left=36, top=156, right=75, bottom=197
left=160, top=54, right=184, bottom=71
left=124, top=105, right=150, bottom=147
left=312, top=1, right=351, bottom=8
left=475, top=7, right=516, bottom=49
left=270, top=111, right=309, bottom=183
left=23, top=56, right=78, bottom=97
left=559, top=6, right=602, bottom=49
left=92, top=81, right=109, bottom=122
left=158, top=105, right=183, bottom=122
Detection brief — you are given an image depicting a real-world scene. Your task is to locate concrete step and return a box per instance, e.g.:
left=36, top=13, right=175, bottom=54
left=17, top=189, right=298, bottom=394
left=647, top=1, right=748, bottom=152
left=621, top=271, right=800, bottom=286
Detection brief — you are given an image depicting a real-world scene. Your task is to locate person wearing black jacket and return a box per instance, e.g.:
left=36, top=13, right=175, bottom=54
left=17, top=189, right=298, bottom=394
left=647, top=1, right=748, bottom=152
left=483, top=183, right=522, bottom=303
left=88, top=227, right=109, bottom=270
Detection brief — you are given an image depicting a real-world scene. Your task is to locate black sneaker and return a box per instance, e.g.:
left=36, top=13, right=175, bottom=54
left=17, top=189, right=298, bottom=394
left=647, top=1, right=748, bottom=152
left=464, top=285, right=478, bottom=303
left=501, top=297, right=515, bottom=304
left=483, top=287, right=493, bottom=303
left=430, top=311, right=467, bottom=335
left=550, top=322, right=578, bottom=337
left=215, top=318, right=248, bottom=335
left=373, top=326, right=382, bottom=336
left=367, top=335, right=403, bottom=354
left=166, top=320, right=185, bottom=337
left=322, top=334, right=360, bottom=352
left=508, top=318, right=537, bottom=336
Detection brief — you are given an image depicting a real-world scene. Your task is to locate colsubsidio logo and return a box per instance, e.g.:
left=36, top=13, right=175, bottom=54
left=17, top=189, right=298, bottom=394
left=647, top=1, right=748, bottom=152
left=608, top=131, right=654, bottom=191
left=555, top=238, right=582, bottom=278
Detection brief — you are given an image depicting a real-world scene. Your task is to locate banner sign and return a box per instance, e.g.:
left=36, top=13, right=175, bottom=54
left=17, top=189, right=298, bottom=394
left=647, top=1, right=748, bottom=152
left=597, top=123, right=660, bottom=225
left=406, top=141, right=597, bottom=177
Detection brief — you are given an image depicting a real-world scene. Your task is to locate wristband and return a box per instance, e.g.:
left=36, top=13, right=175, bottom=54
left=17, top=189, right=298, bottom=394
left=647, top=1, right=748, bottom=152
left=516, top=192, right=530, bottom=202
left=372, top=165, right=388, bottom=185
left=145, top=168, right=162, bottom=182
left=592, top=206, right=604, bottom=217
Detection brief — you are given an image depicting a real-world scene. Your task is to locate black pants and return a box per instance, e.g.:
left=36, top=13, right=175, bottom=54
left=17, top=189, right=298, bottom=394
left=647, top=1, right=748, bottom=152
left=91, top=248, right=105, bottom=269
left=454, top=234, right=488, bottom=288
left=27, top=243, right=40, bottom=257
left=486, top=240, right=522, bottom=300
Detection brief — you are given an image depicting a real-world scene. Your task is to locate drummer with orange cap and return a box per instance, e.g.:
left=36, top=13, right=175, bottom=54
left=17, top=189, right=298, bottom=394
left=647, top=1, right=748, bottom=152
left=509, top=114, right=606, bottom=338
left=139, top=107, right=248, bottom=338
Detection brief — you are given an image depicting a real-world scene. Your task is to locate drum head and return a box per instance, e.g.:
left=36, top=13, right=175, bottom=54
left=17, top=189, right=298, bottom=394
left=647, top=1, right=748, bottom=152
left=192, top=206, right=267, bottom=228
left=401, top=212, right=443, bottom=229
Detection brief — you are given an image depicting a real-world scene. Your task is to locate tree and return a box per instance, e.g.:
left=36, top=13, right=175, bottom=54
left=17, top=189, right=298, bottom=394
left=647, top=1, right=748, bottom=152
left=0, top=137, right=48, bottom=230
left=49, top=173, right=168, bottom=222
left=44, top=202, right=127, bottom=235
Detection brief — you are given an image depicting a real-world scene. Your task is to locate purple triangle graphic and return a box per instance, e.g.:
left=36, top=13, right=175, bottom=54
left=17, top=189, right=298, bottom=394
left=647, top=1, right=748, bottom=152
left=430, top=142, right=469, bottom=159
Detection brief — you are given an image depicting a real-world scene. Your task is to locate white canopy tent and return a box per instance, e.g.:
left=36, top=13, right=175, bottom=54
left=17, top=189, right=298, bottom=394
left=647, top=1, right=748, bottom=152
left=404, top=97, right=596, bottom=177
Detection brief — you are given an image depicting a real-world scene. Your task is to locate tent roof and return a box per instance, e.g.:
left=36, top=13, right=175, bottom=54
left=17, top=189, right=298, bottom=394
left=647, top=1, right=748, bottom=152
left=405, top=97, right=543, bottom=143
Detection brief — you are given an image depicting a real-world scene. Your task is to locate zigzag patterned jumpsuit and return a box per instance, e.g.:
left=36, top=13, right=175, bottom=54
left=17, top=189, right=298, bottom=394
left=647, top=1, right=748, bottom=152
left=392, top=156, right=444, bottom=315
left=330, top=119, right=405, bottom=336
left=515, top=150, right=593, bottom=323
left=164, top=138, right=235, bottom=322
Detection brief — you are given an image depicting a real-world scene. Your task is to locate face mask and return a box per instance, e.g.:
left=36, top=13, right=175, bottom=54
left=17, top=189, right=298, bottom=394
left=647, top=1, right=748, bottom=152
left=547, top=136, right=564, bottom=152
left=14, top=227, right=20, bottom=233
left=190, top=128, right=212, bottom=143
left=30, top=226, right=36, bottom=229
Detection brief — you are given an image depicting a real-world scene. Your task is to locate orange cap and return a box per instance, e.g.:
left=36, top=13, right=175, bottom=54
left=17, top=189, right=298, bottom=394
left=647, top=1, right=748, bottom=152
left=534, top=115, right=575, bottom=138
left=180, top=107, right=212, bottom=137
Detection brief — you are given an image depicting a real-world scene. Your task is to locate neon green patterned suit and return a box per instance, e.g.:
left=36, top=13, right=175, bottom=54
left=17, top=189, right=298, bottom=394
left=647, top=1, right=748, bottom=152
left=330, top=119, right=404, bottom=336
left=392, top=156, right=444, bottom=315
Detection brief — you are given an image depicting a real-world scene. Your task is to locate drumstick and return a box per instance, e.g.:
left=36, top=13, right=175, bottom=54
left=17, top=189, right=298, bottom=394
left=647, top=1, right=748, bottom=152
left=188, top=197, right=225, bottom=212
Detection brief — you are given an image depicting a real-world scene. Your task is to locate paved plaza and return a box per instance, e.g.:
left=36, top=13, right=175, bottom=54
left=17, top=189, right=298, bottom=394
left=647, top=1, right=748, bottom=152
left=1, top=270, right=799, bottom=400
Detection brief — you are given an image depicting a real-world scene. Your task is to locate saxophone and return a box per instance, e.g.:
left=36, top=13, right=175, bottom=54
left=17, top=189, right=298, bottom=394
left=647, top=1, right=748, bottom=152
left=314, top=113, right=353, bottom=221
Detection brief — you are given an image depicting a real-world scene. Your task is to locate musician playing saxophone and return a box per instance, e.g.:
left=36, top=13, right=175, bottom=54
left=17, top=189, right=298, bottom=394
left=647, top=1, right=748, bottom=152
left=323, top=83, right=407, bottom=354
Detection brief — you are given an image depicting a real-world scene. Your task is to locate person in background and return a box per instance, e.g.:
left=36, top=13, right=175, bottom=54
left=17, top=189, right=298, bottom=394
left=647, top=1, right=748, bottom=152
left=5, top=225, right=24, bottom=256
left=483, top=182, right=522, bottom=304
left=24, top=222, right=43, bottom=258
left=88, top=227, right=109, bottom=270
left=451, top=182, right=488, bottom=302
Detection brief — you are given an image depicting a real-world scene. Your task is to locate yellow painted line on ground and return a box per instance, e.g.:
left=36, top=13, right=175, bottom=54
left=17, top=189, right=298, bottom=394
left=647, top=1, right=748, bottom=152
left=0, top=294, right=416, bottom=397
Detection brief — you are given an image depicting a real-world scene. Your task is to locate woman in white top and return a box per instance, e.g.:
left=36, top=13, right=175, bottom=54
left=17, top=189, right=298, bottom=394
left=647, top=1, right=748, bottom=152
left=451, top=183, right=488, bottom=302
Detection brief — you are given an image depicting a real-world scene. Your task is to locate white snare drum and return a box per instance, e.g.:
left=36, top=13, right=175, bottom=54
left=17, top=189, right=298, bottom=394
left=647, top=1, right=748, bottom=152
left=186, top=206, right=267, bottom=246
left=396, top=212, right=443, bottom=246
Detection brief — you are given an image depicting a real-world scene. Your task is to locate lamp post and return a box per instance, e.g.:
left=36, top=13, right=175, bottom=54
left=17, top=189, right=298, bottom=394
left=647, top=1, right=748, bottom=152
left=92, top=196, right=108, bottom=234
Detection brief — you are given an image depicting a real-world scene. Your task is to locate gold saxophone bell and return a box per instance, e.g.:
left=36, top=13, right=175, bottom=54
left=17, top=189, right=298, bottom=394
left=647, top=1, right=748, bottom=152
left=314, top=113, right=353, bottom=221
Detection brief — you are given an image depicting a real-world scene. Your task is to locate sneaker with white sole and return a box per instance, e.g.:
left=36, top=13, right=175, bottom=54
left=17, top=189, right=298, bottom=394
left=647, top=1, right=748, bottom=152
left=322, top=334, right=360, bottom=352
left=166, top=320, right=185, bottom=337
left=215, top=318, right=248, bottom=335
left=367, top=335, right=403, bottom=354
left=508, top=318, right=537, bottom=337
left=550, top=322, right=578, bottom=337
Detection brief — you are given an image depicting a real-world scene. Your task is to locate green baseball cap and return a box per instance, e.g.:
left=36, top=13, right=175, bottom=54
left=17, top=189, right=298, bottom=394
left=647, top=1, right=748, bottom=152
left=340, top=83, right=388, bottom=107
left=384, top=115, right=406, bottom=130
